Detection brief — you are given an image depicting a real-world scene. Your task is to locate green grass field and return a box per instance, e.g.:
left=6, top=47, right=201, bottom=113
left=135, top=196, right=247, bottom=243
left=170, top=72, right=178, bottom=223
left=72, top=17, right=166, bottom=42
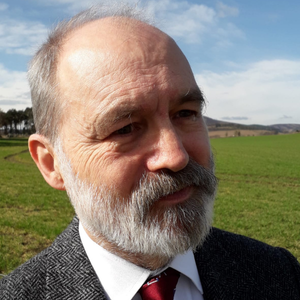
left=211, top=134, right=300, bottom=259
left=0, top=138, right=73, bottom=275
left=0, top=134, right=299, bottom=275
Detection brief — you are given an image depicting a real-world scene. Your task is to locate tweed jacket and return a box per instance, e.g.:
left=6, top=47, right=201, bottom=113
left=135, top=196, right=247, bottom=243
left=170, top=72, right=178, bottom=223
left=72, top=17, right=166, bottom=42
left=1, top=217, right=300, bottom=299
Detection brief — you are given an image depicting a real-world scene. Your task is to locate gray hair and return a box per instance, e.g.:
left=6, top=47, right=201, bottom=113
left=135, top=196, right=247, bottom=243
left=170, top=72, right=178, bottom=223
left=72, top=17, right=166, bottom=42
left=28, top=3, right=153, bottom=144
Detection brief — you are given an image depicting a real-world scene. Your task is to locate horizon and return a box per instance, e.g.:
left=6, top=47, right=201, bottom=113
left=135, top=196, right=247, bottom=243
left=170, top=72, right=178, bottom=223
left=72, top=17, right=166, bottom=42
left=0, top=0, right=299, bottom=125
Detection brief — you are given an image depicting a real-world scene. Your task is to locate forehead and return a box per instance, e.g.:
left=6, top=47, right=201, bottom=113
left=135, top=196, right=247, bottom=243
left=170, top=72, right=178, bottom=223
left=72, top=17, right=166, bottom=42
left=57, top=17, right=197, bottom=121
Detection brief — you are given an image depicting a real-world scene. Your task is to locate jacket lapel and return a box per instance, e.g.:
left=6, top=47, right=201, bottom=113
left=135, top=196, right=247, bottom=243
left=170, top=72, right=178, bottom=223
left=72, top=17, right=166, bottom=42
left=194, top=228, right=265, bottom=300
left=45, top=217, right=108, bottom=300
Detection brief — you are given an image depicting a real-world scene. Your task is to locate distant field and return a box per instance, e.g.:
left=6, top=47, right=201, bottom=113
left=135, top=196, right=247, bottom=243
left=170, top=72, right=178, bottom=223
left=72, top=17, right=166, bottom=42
left=0, top=134, right=299, bottom=275
left=211, top=133, right=300, bottom=259
left=209, top=129, right=277, bottom=138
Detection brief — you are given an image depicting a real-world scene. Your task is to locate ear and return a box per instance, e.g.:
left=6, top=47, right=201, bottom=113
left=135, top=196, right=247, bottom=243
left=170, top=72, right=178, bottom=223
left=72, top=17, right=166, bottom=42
left=28, top=134, right=65, bottom=191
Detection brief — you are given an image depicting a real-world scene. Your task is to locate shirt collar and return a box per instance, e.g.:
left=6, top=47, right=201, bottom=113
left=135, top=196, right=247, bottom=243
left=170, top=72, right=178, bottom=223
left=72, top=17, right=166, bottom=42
left=79, top=222, right=203, bottom=300
left=170, top=249, right=203, bottom=294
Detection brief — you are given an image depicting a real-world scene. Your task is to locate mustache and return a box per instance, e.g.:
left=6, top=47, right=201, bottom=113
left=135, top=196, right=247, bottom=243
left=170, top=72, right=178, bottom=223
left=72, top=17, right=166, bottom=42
left=130, top=157, right=218, bottom=211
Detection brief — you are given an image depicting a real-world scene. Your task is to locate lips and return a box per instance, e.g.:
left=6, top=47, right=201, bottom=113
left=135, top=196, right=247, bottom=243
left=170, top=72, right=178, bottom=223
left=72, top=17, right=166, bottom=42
left=158, top=186, right=193, bottom=205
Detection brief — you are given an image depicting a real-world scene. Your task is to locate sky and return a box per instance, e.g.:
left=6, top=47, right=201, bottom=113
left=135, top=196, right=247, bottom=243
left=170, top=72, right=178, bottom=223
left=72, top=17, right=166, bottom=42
left=0, top=0, right=299, bottom=125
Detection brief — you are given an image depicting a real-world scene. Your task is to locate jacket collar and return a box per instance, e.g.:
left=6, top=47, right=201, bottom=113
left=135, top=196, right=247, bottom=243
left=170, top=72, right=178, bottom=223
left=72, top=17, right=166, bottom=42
left=45, top=217, right=108, bottom=299
left=194, top=228, right=265, bottom=300
left=46, top=219, right=268, bottom=300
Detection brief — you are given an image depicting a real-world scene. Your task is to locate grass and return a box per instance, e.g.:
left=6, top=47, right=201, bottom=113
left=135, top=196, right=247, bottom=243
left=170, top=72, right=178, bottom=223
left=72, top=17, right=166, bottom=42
left=0, top=134, right=299, bottom=275
left=211, top=134, right=300, bottom=259
left=0, top=138, right=74, bottom=275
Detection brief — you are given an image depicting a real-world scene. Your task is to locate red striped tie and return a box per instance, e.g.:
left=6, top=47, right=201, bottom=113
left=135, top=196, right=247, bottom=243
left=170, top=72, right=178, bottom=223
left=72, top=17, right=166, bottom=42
left=139, top=268, right=180, bottom=300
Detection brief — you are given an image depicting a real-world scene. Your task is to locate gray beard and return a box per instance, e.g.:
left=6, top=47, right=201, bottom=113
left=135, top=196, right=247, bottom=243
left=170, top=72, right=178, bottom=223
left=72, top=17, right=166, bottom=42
left=55, top=140, right=218, bottom=260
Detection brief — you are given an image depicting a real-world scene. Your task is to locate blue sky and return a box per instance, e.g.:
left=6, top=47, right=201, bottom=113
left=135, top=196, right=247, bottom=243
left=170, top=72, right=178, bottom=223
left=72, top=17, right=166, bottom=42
left=0, top=0, right=299, bottom=125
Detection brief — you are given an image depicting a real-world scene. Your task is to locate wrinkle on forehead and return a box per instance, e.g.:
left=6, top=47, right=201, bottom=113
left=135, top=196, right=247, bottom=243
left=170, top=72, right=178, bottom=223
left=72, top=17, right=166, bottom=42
left=61, top=16, right=169, bottom=60
left=57, top=16, right=195, bottom=121
left=60, top=16, right=185, bottom=75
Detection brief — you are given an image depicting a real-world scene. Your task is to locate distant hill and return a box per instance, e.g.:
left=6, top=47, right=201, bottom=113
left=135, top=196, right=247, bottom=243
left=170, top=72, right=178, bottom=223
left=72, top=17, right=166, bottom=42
left=204, top=116, right=300, bottom=134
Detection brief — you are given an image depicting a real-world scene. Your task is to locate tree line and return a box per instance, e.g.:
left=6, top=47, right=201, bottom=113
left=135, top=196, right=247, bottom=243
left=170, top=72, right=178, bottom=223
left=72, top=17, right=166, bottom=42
left=0, top=107, right=35, bottom=136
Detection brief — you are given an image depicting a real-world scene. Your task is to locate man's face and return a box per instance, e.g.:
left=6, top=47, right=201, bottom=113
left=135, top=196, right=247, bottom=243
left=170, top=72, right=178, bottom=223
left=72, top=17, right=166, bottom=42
left=56, top=19, right=216, bottom=263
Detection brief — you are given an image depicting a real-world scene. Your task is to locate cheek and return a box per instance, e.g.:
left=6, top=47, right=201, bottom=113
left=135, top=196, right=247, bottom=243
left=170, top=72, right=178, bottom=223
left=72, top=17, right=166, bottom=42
left=183, top=131, right=211, bottom=168
left=106, top=157, right=144, bottom=194
left=71, top=143, right=146, bottom=196
left=65, top=141, right=116, bottom=185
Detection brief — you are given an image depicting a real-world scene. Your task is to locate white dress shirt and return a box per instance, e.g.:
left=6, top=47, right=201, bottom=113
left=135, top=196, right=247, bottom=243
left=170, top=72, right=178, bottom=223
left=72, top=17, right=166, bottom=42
left=79, top=222, right=204, bottom=300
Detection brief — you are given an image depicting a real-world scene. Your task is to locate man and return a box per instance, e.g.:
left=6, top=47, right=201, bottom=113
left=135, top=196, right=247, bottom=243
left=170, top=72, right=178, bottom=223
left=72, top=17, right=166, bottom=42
left=1, top=3, right=299, bottom=300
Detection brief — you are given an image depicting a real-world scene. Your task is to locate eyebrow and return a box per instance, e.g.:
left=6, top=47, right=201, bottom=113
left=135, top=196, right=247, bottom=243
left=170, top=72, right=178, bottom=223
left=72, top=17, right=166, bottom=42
left=94, top=104, right=141, bottom=136
left=180, top=87, right=206, bottom=107
left=97, top=87, right=205, bottom=133
left=101, top=105, right=141, bottom=126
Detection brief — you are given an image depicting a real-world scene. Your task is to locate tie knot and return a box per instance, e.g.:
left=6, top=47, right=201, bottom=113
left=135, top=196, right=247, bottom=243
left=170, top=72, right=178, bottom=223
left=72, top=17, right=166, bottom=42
left=139, top=268, right=180, bottom=300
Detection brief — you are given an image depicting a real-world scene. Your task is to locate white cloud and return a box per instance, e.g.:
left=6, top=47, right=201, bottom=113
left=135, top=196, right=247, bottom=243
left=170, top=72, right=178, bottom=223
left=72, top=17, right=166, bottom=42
left=0, top=64, right=31, bottom=111
left=0, top=2, right=8, bottom=11
left=280, top=115, right=292, bottom=119
left=196, top=60, right=300, bottom=125
left=156, top=3, right=216, bottom=44
left=0, top=19, right=48, bottom=56
left=37, top=0, right=96, bottom=14
left=145, top=0, right=243, bottom=46
left=216, top=1, right=239, bottom=18
left=34, top=0, right=243, bottom=47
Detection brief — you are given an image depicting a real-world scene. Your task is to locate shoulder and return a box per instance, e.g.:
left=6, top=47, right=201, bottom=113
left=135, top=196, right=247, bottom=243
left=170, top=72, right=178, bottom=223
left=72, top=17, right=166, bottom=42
left=0, top=248, right=49, bottom=299
left=206, top=227, right=299, bottom=264
left=195, top=228, right=300, bottom=298
left=0, top=217, right=80, bottom=299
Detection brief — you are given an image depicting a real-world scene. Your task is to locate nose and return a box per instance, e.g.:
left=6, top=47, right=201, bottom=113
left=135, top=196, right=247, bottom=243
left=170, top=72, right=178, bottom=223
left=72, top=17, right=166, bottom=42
left=146, top=126, right=189, bottom=173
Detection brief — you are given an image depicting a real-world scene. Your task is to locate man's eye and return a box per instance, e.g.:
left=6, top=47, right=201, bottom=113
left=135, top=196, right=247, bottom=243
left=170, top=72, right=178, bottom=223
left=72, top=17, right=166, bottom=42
left=115, top=124, right=133, bottom=135
left=177, top=110, right=198, bottom=119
